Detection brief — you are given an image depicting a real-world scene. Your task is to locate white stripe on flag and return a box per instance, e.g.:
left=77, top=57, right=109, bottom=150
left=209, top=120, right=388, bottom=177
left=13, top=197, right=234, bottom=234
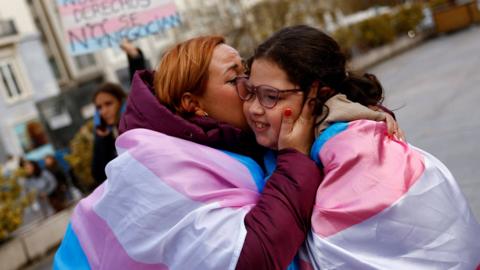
left=93, top=151, right=249, bottom=269
left=302, top=147, right=480, bottom=270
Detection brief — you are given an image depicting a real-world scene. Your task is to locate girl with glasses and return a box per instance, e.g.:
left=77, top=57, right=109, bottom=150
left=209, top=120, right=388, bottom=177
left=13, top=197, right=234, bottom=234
left=243, top=25, right=480, bottom=269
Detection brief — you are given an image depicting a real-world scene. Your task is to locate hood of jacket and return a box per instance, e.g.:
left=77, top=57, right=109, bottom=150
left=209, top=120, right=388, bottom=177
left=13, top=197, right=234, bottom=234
left=119, top=70, right=262, bottom=157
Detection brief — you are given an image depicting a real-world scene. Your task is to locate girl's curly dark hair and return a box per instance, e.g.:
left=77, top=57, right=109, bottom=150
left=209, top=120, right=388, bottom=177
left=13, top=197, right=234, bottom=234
left=249, top=25, right=384, bottom=123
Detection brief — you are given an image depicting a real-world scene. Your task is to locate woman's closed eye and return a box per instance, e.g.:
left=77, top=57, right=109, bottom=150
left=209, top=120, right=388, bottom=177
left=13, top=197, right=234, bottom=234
left=226, top=77, right=237, bottom=85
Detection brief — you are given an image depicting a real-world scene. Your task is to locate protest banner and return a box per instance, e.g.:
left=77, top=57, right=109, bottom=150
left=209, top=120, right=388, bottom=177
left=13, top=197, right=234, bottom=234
left=56, top=0, right=181, bottom=55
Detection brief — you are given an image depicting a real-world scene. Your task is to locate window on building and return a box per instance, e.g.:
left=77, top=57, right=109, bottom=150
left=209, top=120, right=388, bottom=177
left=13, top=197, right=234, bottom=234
left=74, top=53, right=97, bottom=70
left=48, top=56, right=61, bottom=79
left=0, top=59, right=29, bottom=103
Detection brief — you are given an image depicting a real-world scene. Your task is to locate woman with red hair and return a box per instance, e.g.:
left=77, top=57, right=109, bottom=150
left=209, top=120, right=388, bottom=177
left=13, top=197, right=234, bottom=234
left=56, top=35, right=320, bottom=270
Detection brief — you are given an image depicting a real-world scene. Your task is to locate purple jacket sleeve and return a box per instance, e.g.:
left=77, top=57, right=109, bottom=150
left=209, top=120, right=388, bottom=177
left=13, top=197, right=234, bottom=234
left=236, top=149, right=323, bottom=270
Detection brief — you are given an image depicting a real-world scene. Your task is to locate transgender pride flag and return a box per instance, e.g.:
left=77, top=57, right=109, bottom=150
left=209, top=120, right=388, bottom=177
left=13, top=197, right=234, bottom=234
left=54, top=128, right=264, bottom=270
left=54, top=121, right=480, bottom=269
left=300, top=120, right=480, bottom=270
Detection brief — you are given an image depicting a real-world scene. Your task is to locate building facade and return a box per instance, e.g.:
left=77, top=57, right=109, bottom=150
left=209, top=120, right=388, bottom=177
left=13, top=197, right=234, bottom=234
left=1, top=0, right=323, bottom=162
left=0, top=0, right=60, bottom=162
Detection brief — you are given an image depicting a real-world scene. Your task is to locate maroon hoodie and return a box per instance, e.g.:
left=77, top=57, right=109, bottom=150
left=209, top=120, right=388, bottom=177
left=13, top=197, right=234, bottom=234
left=120, top=70, right=323, bottom=270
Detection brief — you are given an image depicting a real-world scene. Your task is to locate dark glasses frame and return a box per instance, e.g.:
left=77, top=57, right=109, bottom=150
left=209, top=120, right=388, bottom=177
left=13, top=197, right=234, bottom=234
left=235, top=76, right=302, bottom=109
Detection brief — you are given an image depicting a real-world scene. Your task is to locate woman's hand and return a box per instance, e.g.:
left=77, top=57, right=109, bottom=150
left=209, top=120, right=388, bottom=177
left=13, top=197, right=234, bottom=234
left=120, top=39, right=140, bottom=58
left=278, top=90, right=317, bottom=155
left=96, top=127, right=111, bottom=137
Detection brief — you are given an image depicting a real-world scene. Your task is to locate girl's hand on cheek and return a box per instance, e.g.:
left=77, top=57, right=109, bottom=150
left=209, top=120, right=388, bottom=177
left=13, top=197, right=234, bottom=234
left=278, top=91, right=317, bottom=155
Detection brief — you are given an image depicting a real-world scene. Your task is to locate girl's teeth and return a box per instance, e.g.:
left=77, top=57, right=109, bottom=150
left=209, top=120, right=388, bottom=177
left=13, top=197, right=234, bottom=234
left=255, top=122, right=266, bottom=128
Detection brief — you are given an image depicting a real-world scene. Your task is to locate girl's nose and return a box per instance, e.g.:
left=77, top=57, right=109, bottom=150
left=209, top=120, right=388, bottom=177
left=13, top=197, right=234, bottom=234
left=248, top=95, right=265, bottom=115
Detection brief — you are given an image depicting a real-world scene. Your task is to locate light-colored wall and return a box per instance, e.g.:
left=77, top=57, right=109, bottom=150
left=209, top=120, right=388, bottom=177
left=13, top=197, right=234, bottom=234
left=0, top=98, right=40, bottom=156
left=0, top=0, right=38, bottom=35
left=0, top=132, right=6, bottom=162
left=17, top=35, right=59, bottom=101
left=0, top=0, right=59, bottom=157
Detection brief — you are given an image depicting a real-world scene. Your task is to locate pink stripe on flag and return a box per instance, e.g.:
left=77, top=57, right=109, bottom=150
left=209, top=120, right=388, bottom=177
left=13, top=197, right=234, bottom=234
left=312, top=120, right=425, bottom=237
left=71, top=184, right=169, bottom=270
left=116, top=129, right=260, bottom=207
left=57, top=0, right=167, bottom=16
left=66, top=3, right=177, bottom=38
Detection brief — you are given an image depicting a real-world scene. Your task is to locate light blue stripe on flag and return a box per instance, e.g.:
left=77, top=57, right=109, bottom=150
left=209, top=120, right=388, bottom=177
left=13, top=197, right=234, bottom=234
left=310, top=122, right=349, bottom=165
left=54, top=223, right=91, bottom=270
left=263, top=150, right=277, bottom=181
left=222, top=150, right=266, bottom=192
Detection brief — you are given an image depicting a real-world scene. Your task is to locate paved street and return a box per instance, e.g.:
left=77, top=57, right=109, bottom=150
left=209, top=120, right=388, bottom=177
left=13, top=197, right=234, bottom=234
left=23, top=253, right=54, bottom=270
left=369, top=26, right=480, bottom=220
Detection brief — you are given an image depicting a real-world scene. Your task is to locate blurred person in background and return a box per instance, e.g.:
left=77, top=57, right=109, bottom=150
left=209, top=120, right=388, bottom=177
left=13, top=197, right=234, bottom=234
left=2, top=154, right=20, bottom=177
left=120, top=39, right=147, bottom=81
left=91, top=82, right=127, bottom=186
left=91, top=40, right=146, bottom=186
left=44, top=155, right=70, bottom=212
left=26, top=121, right=48, bottom=150
left=24, top=160, right=57, bottom=217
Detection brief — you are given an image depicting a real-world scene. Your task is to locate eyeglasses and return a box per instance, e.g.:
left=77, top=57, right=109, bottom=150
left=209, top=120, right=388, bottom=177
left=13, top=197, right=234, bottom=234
left=235, top=76, right=302, bottom=109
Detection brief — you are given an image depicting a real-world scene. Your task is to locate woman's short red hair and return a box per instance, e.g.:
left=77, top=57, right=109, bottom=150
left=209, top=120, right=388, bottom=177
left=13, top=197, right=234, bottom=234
left=154, top=35, right=225, bottom=114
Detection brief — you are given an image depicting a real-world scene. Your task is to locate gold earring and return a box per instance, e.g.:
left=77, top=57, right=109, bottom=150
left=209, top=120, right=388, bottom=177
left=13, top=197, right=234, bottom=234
left=194, top=108, right=208, bottom=117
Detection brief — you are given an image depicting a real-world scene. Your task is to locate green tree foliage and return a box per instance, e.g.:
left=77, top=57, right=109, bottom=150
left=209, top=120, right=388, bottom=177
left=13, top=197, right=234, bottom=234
left=333, top=0, right=404, bottom=14
left=0, top=168, right=31, bottom=240
left=64, top=120, right=95, bottom=193
left=357, top=14, right=396, bottom=48
left=332, top=26, right=356, bottom=58
left=392, top=4, right=424, bottom=35
left=226, top=0, right=328, bottom=57
left=333, top=3, right=425, bottom=57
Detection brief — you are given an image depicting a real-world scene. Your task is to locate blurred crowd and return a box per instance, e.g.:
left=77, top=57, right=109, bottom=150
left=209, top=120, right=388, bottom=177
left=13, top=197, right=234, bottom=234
left=2, top=154, right=79, bottom=217
left=0, top=40, right=145, bottom=226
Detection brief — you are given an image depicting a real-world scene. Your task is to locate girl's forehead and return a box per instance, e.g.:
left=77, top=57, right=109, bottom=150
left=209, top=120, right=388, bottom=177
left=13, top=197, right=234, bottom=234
left=250, top=59, right=294, bottom=87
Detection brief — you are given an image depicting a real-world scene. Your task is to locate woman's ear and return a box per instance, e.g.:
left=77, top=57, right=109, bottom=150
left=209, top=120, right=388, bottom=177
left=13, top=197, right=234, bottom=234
left=180, top=92, right=208, bottom=116
left=180, top=92, right=198, bottom=114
